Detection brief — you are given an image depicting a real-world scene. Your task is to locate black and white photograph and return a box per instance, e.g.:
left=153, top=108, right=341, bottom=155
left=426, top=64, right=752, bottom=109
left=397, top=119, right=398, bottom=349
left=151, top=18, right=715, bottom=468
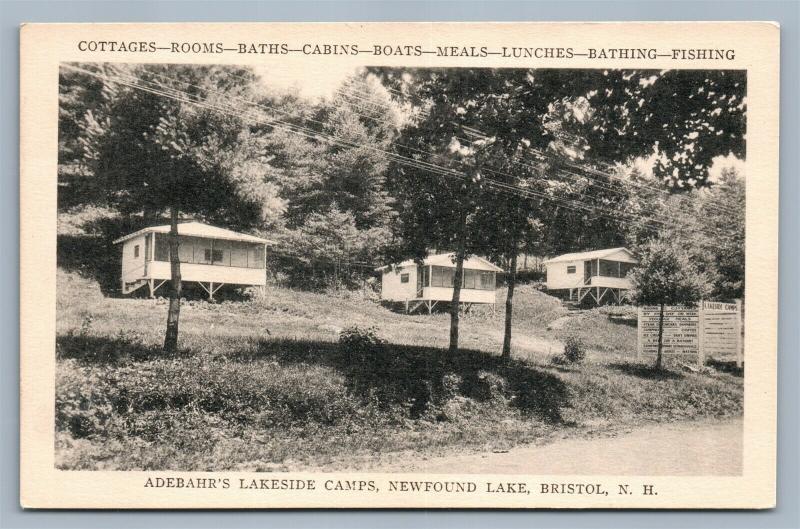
left=54, top=60, right=748, bottom=476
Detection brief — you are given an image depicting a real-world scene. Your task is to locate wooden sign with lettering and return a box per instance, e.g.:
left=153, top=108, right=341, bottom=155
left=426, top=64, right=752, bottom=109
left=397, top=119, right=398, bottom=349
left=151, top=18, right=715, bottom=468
left=637, top=300, right=743, bottom=367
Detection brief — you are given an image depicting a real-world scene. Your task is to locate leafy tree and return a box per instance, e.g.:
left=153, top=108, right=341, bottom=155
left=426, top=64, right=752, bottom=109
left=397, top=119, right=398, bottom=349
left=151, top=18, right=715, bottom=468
left=571, top=70, right=746, bottom=188
left=376, top=68, right=642, bottom=355
left=628, top=238, right=711, bottom=370
left=386, top=134, right=489, bottom=353
left=74, top=63, right=279, bottom=352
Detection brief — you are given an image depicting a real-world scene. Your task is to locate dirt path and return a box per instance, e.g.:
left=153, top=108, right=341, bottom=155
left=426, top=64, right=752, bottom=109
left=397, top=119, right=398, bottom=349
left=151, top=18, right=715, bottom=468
left=377, top=418, right=742, bottom=476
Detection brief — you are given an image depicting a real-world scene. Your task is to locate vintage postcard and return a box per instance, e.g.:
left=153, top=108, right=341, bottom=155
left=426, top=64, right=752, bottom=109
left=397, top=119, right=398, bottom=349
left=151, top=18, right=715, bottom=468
left=20, top=22, right=779, bottom=509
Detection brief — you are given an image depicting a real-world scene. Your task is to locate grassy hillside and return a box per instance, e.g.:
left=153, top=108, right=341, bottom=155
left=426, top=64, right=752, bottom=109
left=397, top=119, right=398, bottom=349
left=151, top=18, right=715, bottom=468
left=56, top=267, right=743, bottom=471
left=54, top=207, right=742, bottom=470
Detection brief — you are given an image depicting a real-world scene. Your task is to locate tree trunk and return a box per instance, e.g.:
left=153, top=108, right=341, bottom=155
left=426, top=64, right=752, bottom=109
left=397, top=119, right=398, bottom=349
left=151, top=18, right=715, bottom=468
left=655, top=301, right=664, bottom=370
left=163, top=206, right=182, bottom=354
left=448, top=210, right=468, bottom=354
left=502, top=247, right=518, bottom=360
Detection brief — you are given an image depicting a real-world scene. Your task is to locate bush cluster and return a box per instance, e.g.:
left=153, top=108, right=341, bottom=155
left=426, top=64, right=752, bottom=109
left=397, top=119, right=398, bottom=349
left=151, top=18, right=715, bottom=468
left=338, top=325, right=446, bottom=417
left=339, top=325, right=387, bottom=362
left=562, top=336, right=587, bottom=364
left=55, top=356, right=379, bottom=442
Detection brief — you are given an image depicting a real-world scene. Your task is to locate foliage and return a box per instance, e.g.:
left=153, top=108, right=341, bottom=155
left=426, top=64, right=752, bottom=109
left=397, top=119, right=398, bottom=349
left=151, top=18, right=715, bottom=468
left=67, top=64, right=275, bottom=228
left=562, top=335, right=587, bottom=364
left=271, top=73, right=402, bottom=286
left=628, top=237, right=712, bottom=307
left=54, top=267, right=742, bottom=470
left=625, top=167, right=745, bottom=300
left=628, top=236, right=711, bottom=370
left=339, top=325, right=387, bottom=362
left=697, top=169, right=745, bottom=299
left=275, top=207, right=388, bottom=289
left=572, top=70, right=746, bottom=187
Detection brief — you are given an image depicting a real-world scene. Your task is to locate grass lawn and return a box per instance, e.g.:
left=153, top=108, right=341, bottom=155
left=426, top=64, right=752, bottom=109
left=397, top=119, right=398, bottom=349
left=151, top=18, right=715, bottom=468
left=55, top=267, right=743, bottom=471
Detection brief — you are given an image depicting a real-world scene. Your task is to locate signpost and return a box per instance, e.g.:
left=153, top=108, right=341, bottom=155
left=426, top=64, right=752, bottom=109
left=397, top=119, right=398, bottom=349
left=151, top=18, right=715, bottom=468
left=637, top=300, right=743, bottom=368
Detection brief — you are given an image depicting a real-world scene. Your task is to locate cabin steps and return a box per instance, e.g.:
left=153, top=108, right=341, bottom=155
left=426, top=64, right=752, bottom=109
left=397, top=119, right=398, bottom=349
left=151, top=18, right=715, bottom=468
left=123, top=279, right=148, bottom=295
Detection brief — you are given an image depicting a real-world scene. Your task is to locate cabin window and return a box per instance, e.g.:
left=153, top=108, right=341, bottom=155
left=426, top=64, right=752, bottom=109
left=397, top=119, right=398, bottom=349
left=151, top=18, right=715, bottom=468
left=248, top=245, right=265, bottom=269
left=619, top=262, right=634, bottom=277
left=430, top=266, right=455, bottom=288
left=204, top=249, right=224, bottom=263
left=178, top=236, right=196, bottom=263
left=566, top=265, right=576, bottom=274
left=599, top=259, right=619, bottom=277
left=212, top=240, right=232, bottom=266
left=133, top=245, right=140, bottom=258
left=463, top=269, right=477, bottom=289
left=400, top=273, right=410, bottom=283
left=585, top=260, right=599, bottom=277
left=230, top=241, right=248, bottom=268
left=428, top=266, right=494, bottom=290
left=597, top=259, right=635, bottom=278
left=154, top=234, right=170, bottom=262
left=152, top=234, right=264, bottom=268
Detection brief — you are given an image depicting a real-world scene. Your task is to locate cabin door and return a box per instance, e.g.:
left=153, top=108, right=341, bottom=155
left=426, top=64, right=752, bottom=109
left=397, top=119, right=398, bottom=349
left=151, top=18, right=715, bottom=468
left=416, top=265, right=425, bottom=297
left=584, top=260, right=593, bottom=284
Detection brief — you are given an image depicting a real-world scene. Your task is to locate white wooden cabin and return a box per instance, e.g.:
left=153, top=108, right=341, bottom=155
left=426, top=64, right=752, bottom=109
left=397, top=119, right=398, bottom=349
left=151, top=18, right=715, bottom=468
left=544, top=247, right=638, bottom=306
left=377, top=253, right=502, bottom=314
left=113, top=221, right=274, bottom=299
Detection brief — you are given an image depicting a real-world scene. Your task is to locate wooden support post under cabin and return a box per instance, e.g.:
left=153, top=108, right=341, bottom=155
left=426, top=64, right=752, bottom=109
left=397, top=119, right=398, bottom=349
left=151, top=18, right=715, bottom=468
left=209, top=281, right=214, bottom=300
left=405, top=299, right=409, bottom=314
left=148, top=279, right=154, bottom=299
left=427, top=300, right=432, bottom=315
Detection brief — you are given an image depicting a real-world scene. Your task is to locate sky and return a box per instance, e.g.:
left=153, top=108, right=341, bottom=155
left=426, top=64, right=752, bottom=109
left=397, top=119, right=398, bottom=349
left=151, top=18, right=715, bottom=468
left=251, top=63, right=359, bottom=102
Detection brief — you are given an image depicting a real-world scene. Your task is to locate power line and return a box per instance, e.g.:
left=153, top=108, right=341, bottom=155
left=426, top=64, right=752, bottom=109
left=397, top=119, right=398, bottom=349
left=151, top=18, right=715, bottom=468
left=133, top=64, right=739, bottom=220
left=67, top=64, right=723, bottom=238
left=347, top=80, right=740, bottom=218
left=63, top=64, right=728, bottom=239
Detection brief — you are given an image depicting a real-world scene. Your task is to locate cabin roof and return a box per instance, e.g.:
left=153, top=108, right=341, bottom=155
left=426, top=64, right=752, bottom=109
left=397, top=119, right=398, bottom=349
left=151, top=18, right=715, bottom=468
left=113, top=221, right=274, bottom=245
left=543, top=247, right=637, bottom=264
left=377, top=253, right=503, bottom=273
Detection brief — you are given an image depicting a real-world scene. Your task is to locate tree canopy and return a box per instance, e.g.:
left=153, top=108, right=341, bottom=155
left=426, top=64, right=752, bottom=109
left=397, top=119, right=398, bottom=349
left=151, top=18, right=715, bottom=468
left=58, top=64, right=747, bottom=352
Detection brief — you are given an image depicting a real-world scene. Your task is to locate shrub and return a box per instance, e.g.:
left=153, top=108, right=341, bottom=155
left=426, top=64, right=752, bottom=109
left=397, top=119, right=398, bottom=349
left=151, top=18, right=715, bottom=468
left=338, top=325, right=386, bottom=363
left=441, top=372, right=463, bottom=399
left=562, top=336, right=586, bottom=364
left=56, top=361, right=115, bottom=439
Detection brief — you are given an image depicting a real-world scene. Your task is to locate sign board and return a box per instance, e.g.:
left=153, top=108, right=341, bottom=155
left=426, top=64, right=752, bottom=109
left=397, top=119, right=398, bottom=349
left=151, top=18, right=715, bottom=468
left=637, top=300, right=742, bottom=367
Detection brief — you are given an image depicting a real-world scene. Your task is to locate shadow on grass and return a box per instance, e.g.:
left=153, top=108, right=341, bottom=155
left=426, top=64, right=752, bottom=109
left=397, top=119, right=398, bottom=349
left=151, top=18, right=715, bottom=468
left=607, top=361, right=684, bottom=380
left=56, top=333, right=190, bottom=364
left=57, top=330, right=572, bottom=424
left=238, top=338, right=571, bottom=424
left=706, top=357, right=744, bottom=377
